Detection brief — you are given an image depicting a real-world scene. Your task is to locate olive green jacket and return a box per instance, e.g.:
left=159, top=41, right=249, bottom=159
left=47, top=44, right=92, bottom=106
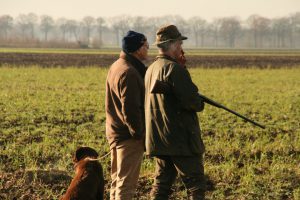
left=144, top=55, right=205, bottom=156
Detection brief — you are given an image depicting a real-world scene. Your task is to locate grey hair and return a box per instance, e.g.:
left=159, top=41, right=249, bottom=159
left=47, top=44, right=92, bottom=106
left=157, top=40, right=177, bottom=52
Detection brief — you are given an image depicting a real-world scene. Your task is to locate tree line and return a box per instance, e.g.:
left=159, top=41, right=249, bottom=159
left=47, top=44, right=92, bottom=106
left=0, top=13, right=300, bottom=49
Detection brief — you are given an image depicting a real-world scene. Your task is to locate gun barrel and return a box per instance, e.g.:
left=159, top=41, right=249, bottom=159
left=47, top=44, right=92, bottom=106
left=199, top=94, right=265, bottom=129
left=151, top=80, right=265, bottom=129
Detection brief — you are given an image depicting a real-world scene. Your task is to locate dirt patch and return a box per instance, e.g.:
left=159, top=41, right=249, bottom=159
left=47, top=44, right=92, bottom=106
left=0, top=53, right=118, bottom=67
left=1, top=53, right=300, bottom=68
left=186, top=55, right=300, bottom=68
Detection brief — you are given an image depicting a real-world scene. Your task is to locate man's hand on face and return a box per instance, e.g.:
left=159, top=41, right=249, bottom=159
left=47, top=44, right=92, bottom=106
left=177, top=50, right=187, bottom=66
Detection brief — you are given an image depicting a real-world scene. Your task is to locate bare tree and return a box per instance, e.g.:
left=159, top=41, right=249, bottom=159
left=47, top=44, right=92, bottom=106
left=288, top=12, right=300, bottom=48
left=0, top=13, right=300, bottom=48
left=82, top=16, right=95, bottom=44
left=40, top=15, right=54, bottom=41
left=256, top=17, right=271, bottom=47
left=110, top=15, right=131, bottom=46
left=96, top=17, right=105, bottom=46
left=156, top=15, right=175, bottom=26
left=27, top=13, right=38, bottom=40
left=131, top=16, right=147, bottom=33
left=271, top=17, right=290, bottom=48
left=147, top=16, right=164, bottom=44
left=119, top=16, right=131, bottom=37
left=57, top=18, right=68, bottom=42
left=110, top=18, right=120, bottom=46
left=17, top=14, right=30, bottom=41
left=210, top=18, right=222, bottom=47
left=247, top=15, right=271, bottom=48
left=66, top=19, right=80, bottom=41
left=173, top=15, right=189, bottom=35
left=247, top=15, right=260, bottom=48
left=0, top=15, right=13, bottom=40
left=220, top=17, right=242, bottom=47
left=16, top=13, right=38, bottom=41
left=189, top=17, right=207, bottom=47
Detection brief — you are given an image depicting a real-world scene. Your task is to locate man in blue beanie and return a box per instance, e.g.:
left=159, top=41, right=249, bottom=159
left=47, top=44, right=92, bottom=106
left=105, top=30, right=149, bottom=200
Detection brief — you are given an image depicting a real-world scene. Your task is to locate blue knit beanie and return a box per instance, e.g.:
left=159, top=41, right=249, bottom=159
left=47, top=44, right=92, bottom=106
left=122, top=31, right=146, bottom=53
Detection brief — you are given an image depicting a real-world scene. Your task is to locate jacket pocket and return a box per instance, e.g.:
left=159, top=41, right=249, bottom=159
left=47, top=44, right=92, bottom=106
left=189, top=132, right=205, bottom=154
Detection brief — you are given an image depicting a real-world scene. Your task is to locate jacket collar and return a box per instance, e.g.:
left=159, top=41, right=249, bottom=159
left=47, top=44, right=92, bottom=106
left=155, top=54, right=178, bottom=63
left=119, top=51, right=147, bottom=79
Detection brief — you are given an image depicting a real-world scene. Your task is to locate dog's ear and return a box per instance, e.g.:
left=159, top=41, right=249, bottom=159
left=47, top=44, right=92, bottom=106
left=74, top=147, right=99, bottom=163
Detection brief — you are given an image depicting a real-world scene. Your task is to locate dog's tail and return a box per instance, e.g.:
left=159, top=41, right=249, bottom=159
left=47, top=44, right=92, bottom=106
left=84, top=150, right=111, bottom=161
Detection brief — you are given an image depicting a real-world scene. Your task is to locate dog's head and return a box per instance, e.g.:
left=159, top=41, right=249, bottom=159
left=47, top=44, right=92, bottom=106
left=73, top=147, right=99, bottom=163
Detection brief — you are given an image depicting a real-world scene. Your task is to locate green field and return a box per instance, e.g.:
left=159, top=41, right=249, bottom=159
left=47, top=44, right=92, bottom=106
left=0, top=67, right=300, bottom=199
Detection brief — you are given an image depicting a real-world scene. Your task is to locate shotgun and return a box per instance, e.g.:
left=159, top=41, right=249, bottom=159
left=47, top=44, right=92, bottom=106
left=150, top=79, right=265, bottom=129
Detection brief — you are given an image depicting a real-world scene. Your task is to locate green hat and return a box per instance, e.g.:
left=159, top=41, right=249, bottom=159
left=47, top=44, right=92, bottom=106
left=154, top=24, right=187, bottom=45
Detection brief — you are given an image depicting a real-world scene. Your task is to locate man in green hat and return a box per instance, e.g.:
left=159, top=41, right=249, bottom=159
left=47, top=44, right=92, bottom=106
left=144, top=24, right=206, bottom=199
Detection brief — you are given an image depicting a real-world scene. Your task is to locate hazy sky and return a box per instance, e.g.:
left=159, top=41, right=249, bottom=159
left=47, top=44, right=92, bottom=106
left=1, top=0, right=299, bottom=21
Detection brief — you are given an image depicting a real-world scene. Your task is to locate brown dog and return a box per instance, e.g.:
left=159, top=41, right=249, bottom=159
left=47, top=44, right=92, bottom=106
left=61, top=147, right=104, bottom=200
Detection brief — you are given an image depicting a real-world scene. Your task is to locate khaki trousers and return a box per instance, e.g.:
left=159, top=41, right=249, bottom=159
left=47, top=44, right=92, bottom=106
left=110, top=138, right=144, bottom=200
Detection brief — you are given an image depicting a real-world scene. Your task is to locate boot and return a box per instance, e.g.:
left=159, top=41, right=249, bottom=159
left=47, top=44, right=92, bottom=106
left=187, top=189, right=205, bottom=200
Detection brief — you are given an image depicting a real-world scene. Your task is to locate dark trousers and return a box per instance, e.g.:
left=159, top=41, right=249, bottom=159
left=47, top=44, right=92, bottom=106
left=151, top=154, right=206, bottom=200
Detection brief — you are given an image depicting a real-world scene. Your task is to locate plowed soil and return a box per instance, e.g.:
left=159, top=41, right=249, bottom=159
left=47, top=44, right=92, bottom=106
left=1, top=52, right=300, bottom=68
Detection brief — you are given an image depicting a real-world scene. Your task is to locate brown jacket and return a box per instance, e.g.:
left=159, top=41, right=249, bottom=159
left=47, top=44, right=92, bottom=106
left=105, top=52, right=145, bottom=148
